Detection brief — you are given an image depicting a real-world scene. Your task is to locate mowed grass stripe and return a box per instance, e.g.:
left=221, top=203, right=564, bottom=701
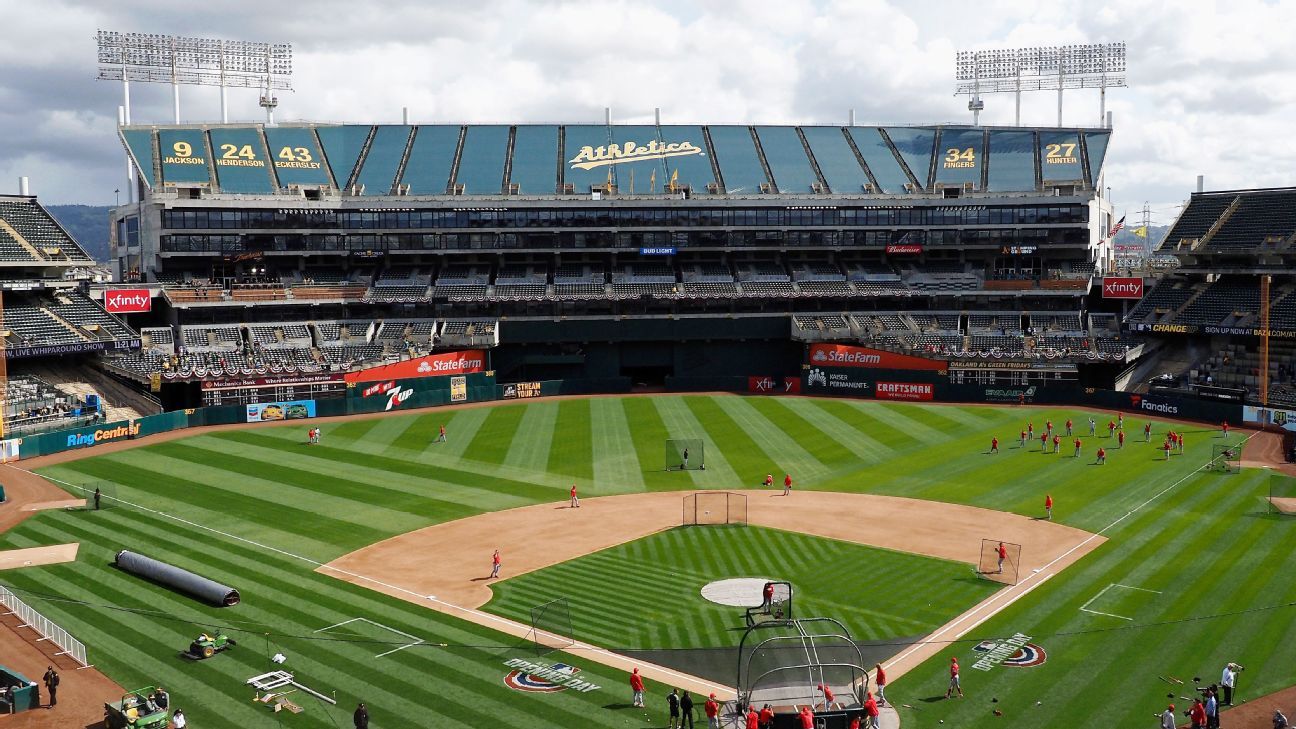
left=547, top=399, right=594, bottom=480
left=770, top=397, right=892, bottom=462
left=503, top=401, right=558, bottom=473
left=717, top=397, right=834, bottom=479
left=590, top=398, right=646, bottom=492
left=684, top=396, right=773, bottom=484
left=651, top=397, right=739, bottom=486
left=809, top=399, right=923, bottom=452
left=621, top=397, right=674, bottom=490
left=466, top=403, right=528, bottom=464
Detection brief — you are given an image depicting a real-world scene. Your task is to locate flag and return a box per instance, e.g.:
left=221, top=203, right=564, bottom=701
left=1107, top=215, right=1126, bottom=237
left=1134, top=226, right=1148, bottom=238
left=650, top=169, right=656, bottom=193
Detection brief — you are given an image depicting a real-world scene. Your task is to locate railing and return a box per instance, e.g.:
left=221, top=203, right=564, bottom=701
left=0, top=584, right=89, bottom=667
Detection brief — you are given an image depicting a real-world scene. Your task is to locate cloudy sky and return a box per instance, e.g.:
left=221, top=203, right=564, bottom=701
left=2, top=0, right=1292, bottom=222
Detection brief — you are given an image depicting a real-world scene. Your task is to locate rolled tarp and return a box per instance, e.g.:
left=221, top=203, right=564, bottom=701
left=114, top=550, right=240, bottom=607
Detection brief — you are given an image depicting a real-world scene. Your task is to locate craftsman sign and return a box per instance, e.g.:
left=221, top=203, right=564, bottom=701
left=502, top=658, right=601, bottom=693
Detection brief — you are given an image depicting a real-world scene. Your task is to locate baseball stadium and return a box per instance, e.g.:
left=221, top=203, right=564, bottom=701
left=0, top=31, right=1294, bottom=729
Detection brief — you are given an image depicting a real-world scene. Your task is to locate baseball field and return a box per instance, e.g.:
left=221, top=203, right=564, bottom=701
left=0, top=394, right=1291, bottom=728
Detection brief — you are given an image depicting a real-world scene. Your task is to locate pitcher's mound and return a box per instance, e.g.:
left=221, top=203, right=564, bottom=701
left=700, top=577, right=779, bottom=607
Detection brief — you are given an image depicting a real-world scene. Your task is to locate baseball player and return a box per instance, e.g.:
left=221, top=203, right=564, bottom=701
left=1045, top=493, right=1053, bottom=520
left=1027, top=422, right=1034, bottom=441
left=1144, top=422, right=1153, bottom=442
left=817, top=683, right=835, bottom=710
left=763, top=473, right=774, bottom=488
left=704, top=693, right=720, bottom=729
left=1117, top=412, right=1124, bottom=429
left=1040, top=432, right=1048, bottom=451
left=1118, top=429, right=1125, bottom=448
left=1096, top=447, right=1106, bottom=464
left=1073, top=437, right=1082, bottom=457
left=1052, top=434, right=1061, bottom=453
left=1045, top=420, right=1053, bottom=438
left=1178, top=432, right=1185, bottom=453
left=873, top=663, right=887, bottom=705
left=762, top=581, right=775, bottom=610
left=945, top=657, right=963, bottom=698
left=570, top=483, right=580, bottom=508
left=1222, top=421, right=1230, bottom=437
left=437, top=424, right=447, bottom=443
left=783, top=474, right=792, bottom=496
left=996, top=542, right=1007, bottom=573
left=629, top=668, right=645, bottom=708
left=1107, top=419, right=1116, bottom=437
left=682, top=447, right=690, bottom=469
left=1088, top=416, right=1097, bottom=436
left=990, top=437, right=998, bottom=454
left=490, top=549, right=501, bottom=579
left=1019, top=429, right=1027, bottom=447
left=1164, top=441, right=1173, bottom=460
left=1065, top=418, right=1073, bottom=436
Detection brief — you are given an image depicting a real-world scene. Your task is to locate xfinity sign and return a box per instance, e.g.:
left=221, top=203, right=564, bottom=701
left=104, top=288, right=152, bottom=313
left=1102, top=277, right=1144, bottom=300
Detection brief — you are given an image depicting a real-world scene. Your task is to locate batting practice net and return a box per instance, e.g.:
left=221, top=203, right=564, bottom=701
left=745, top=581, right=794, bottom=628
left=1268, top=473, right=1296, bottom=515
left=666, top=439, right=705, bottom=471
left=80, top=481, right=119, bottom=511
left=978, top=539, right=1022, bottom=585
left=1206, top=441, right=1245, bottom=474
left=683, top=491, right=748, bottom=526
left=529, top=598, right=574, bottom=656
left=737, top=617, right=869, bottom=728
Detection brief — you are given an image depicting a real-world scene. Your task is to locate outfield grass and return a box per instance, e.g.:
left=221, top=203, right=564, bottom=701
left=485, top=525, right=998, bottom=650
left=0, top=395, right=1284, bottom=728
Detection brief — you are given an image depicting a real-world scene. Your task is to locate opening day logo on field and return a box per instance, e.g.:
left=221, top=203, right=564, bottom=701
left=972, top=633, right=1047, bottom=671
left=502, top=658, right=600, bottom=693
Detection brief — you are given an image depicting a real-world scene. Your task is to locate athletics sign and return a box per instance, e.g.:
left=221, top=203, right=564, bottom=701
left=569, top=139, right=703, bottom=171
left=808, top=343, right=947, bottom=371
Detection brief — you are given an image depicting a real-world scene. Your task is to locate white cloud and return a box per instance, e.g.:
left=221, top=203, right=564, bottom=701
left=0, top=0, right=1293, bottom=216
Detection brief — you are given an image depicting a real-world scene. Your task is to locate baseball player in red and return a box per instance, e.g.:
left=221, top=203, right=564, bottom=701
left=1096, top=447, right=1106, bottom=464
left=798, top=706, right=815, bottom=728
left=1040, top=432, right=1048, bottom=451
left=437, top=423, right=447, bottom=443
left=1144, top=422, right=1152, bottom=442
left=629, top=667, right=645, bottom=707
left=1164, top=441, right=1172, bottom=460
left=1065, top=418, right=1073, bottom=436
left=945, top=657, right=963, bottom=698
left=1118, top=430, right=1125, bottom=448
left=1222, top=421, right=1230, bottom=437
left=704, top=693, right=720, bottom=728
left=996, top=542, right=1008, bottom=573
left=1027, top=422, right=1034, bottom=440
left=1073, top=437, right=1082, bottom=457
left=1107, top=419, right=1116, bottom=437
left=763, top=473, right=774, bottom=488
left=1178, top=432, right=1184, bottom=452
left=1045, top=420, right=1053, bottom=438
left=490, top=549, right=501, bottom=579
left=783, top=474, right=792, bottom=496
left=1052, top=434, right=1061, bottom=453
left=990, top=437, right=998, bottom=454
left=759, top=705, right=774, bottom=728
left=874, top=663, right=887, bottom=705
left=1117, top=412, right=1124, bottom=430
left=1019, top=429, right=1027, bottom=447
left=817, top=683, right=834, bottom=710
left=745, top=706, right=759, bottom=729
left=863, top=691, right=880, bottom=729
left=1045, top=493, right=1053, bottom=520
left=570, top=483, right=580, bottom=508
left=762, top=581, right=775, bottom=609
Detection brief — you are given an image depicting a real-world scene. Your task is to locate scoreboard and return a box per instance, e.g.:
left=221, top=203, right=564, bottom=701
left=200, top=374, right=348, bottom=407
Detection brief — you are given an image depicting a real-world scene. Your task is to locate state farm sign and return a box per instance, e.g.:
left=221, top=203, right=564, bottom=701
left=104, top=288, right=152, bottom=313
left=345, top=349, right=487, bottom=383
left=807, top=343, right=947, bottom=371
left=1101, top=277, right=1144, bottom=300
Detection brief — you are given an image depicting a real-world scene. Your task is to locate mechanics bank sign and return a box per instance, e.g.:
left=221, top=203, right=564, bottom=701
left=569, top=139, right=703, bottom=170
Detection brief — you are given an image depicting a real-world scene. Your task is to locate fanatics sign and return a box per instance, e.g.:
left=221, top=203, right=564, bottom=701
left=1101, top=277, right=1144, bottom=299
left=104, top=288, right=152, bottom=313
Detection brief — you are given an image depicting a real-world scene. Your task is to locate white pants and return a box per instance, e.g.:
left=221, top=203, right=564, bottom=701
left=571, top=496, right=580, bottom=507
left=633, top=690, right=643, bottom=706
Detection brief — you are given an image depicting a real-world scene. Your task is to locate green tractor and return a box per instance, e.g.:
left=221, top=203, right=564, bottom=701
left=185, top=631, right=237, bottom=659
left=104, top=686, right=170, bottom=729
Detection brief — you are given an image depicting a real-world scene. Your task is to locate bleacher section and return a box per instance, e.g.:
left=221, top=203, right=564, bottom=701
left=0, top=197, right=96, bottom=263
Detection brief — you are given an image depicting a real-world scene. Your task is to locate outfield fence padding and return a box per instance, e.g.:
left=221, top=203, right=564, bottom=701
left=0, top=584, right=88, bottom=666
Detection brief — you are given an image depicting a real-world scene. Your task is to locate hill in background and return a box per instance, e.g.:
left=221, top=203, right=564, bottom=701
left=46, top=205, right=112, bottom=263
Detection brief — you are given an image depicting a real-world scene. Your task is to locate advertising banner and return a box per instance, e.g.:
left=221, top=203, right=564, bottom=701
left=783, top=376, right=801, bottom=394
left=807, top=343, right=947, bottom=371
left=502, top=381, right=544, bottom=399
left=1101, top=277, right=1144, bottom=299
left=104, top=288, right=153, bottom=313
left=884, top=244, right=923, bottom=255
left=450, top=375, right=468, bottom=402
left=804, top=366, right=872, bottom=394
left=1244, top=405, right=1296, bottom=432
left=245, top=400, right=316, bottom=422
left=875, top=381, right=934, bottom=401
left=344, top=350, right=487, bottom=384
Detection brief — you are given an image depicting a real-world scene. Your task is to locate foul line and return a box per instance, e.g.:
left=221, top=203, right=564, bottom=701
left=23, top=469, right=735, bottom=696
left=886, top=431, right=1259, bottom=672
left=314, top=617, right=425, bottom=658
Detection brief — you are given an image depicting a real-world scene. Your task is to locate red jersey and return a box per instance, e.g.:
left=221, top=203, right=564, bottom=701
left=1041, top=434, right=1048, bottom=444
left=1065, top=419, right=1073, bottom=429
left=1097, top=448, right=1106, bottom=458
left=764, top=583, right=775, bottom=601
left=1046, top=421, right=1053, bottom=430
left=817, top=683, right=834, bottom=703
left=746, top=710, right=760, bottom=729
left=759, top=707, right=774, bottom=724
left=1053, top=435, right=1060, bottom=445
left=1020, top=430, right=1027, bottom=439
left=1223, top=422, right=1230, bottom=432
left=991, top=438, right=998, bottom=448
left=1190, top=703, right=1207, bottom=724
left=439, top=425, right=446, bottom=435
left=1145, top=423, right=1152, bottom=434
left=1045, top=495, right=1053, bottom=509
left=950, top=660, right=960, bottom=677
left=997, top=544, right=1007, bottom=559
left=705, top=699, right=719, bottom=718
left=799, top=709, right=815, bottom=728
left=570, top=484, right=578, bottom=498
left=850, top=718, right=861, bottom=729
left=875, top=666, right=886, bottom=686
left=492, top=552, right=501, bottom=565
left=1118, top=431, right=1125, bottom=443
left=629, top=671, right=644, bottom=691
left=1074, top=439, right=1081, bottom=449
left=864, top=696, right=879, bottom=717
left=784, top=474, right=792, bottom=487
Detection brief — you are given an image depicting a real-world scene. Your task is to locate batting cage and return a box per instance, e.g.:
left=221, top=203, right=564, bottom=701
left=977, top=539, right=1022, bottom=585
left=1268, top=473, right=1296, bottom=515
left=666, top=438, right=705, bottom=471
left=683, top=491, right=748, bottom=526
left=529, top=598, right=574, bottom=656
left=745, top=581, right=794, bottom=628
left=80, top=481, right=119, bottom=511
left=1206, top=441, right=1245, bottom=474
left=736, top=617, right=870, bottom=728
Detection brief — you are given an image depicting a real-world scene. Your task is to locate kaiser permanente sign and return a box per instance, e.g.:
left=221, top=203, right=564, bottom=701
left=807, top=343, right=947, bottom=371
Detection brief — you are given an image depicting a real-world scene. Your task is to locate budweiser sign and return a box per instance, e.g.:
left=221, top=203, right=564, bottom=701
left=104, top=288, right=152, bottom=313
left=1101, top=277, right=1144, bottom=300
left=885, top=244, right=923, bottom=255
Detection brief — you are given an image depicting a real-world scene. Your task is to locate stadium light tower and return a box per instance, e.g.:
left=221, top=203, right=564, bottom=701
left=96, top=31, right=293, bottom=125
left=955, top=43, right=1126, bottom=127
